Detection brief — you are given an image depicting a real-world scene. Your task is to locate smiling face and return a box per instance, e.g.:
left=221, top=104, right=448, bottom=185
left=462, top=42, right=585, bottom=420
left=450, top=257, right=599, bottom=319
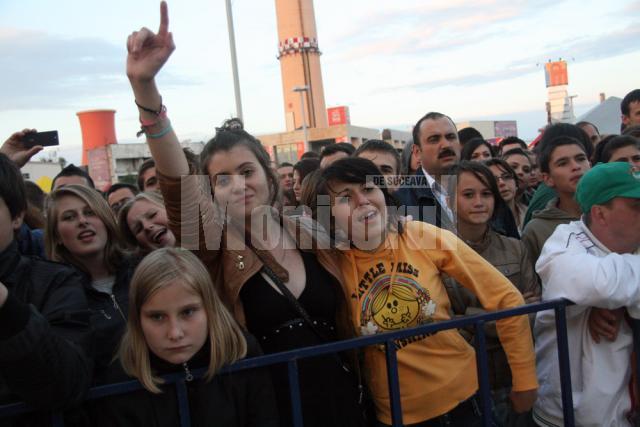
left=140, top=280, right=208, bottom=365
left=206, top=145, right=272, bottom=221
left=455, top=171, right=495, bottom=227
left=126, top=199, right=175, bottom=251
left=55, top=194, right=108, bottom=260
left=329, top=180, right=387, bottom=250
left=416, top=117, right=460, bottom=176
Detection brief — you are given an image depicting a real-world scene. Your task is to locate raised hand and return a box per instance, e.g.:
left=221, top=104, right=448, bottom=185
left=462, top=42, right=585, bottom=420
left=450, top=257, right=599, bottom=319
left=1, top=129, right=42, bottom=168
left=126, top=1, right=175, bottom=84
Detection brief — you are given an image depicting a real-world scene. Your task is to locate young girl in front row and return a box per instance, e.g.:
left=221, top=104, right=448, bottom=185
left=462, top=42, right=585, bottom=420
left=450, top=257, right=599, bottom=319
left=306, top=157, right=538, bottom=427
left=92, top=248, right=278, bottom=427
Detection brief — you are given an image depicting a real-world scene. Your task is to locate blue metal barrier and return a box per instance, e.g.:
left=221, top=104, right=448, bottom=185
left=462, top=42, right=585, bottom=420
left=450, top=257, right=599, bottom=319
left=0, top=299, right=582, bottom=426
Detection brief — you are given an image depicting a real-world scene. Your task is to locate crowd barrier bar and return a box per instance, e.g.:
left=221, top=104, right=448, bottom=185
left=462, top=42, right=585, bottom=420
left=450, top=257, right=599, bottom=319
left=4, top=298, right=623, bottom=427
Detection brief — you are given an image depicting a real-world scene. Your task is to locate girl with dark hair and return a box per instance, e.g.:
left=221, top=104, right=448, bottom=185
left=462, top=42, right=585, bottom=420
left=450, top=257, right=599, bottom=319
left=485, top=158, right=528, bottom=234
left=447, top=161, right=539, bottom=425
left=593, top=135, right=640, bottom=169
left=292, top=158, right=320, bottom=203
left=460, top=138, right=494, bottom=162
left=124, top=5, right=363, bottom=426
left=307, top=156, right=538, bottom=426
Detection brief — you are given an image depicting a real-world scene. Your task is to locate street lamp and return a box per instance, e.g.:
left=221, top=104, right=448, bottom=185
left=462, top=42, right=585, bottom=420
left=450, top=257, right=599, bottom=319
left=293, top=85, right=310, bottom=152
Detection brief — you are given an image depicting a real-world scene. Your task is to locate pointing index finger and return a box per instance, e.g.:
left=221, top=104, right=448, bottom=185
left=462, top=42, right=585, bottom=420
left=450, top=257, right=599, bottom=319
left=159, top=1, right=169, bottom=36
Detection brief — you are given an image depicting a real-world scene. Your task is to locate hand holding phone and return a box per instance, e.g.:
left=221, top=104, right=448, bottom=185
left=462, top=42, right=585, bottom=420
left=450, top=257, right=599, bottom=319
left=23, top=130, right=59, bottom=148
left=1, top=128, right=50, bottom=168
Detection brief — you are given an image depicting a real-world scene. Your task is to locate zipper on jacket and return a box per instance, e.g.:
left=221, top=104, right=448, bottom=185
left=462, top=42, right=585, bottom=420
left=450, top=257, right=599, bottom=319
left=182, top=362, right=194, bottom=382
left=110, top=294, right=126, bottom=321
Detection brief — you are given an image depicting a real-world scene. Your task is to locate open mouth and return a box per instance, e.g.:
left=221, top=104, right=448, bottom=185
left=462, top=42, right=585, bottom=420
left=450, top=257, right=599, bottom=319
left=358, top=210, right=378, bottom=224
left=152, top=228, right=168, bottom=244
left=77, top=230, right=96, bottom=241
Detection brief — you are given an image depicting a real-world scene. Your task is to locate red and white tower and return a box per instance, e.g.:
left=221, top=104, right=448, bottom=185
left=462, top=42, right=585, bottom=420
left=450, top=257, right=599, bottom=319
left=275, top=0, right=328, bottom=131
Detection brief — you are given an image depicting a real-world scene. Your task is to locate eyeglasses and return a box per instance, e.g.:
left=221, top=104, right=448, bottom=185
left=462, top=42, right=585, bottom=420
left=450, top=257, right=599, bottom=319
left=494, top=174, right=515, bottom=182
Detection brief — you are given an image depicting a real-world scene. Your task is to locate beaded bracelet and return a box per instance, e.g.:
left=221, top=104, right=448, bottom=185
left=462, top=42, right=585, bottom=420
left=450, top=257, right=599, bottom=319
left=135, top=97, right=163, bottom=115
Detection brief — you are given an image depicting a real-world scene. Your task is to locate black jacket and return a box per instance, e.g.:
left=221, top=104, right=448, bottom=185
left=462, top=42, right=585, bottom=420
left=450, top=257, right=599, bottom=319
left=394, top=169, right=454, bottom=230
left=92, top=334, right=279, bottom=427
left=78, top=256, right=138, bottom=385
left=0, top=240, right=92, bottom=412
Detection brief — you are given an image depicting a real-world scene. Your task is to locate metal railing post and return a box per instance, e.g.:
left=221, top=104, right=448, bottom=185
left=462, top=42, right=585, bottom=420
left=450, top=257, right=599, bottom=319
left=287, top=360, right=304, bottom=427
left=554, top=304, right=575, bottom=426
left=632, top=319, right=640, bottom=403
left=385, top=339, right=403, bottom=427
left=474, top=320, right=493, bottom=427
left=1, top=299, right=586, bottom=427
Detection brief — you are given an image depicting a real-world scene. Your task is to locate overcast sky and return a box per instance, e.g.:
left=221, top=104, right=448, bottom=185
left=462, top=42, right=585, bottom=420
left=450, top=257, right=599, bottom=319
left=1, top=0, right=638, bottom=164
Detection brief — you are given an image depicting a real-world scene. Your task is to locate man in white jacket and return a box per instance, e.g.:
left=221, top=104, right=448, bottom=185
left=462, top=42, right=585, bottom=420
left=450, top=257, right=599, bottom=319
left=533, top=161, right=640, bottom=427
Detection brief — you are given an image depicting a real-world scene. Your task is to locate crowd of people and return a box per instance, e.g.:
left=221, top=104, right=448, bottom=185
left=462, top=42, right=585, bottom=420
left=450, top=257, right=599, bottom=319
left=2, top=3, right=640, bottom=427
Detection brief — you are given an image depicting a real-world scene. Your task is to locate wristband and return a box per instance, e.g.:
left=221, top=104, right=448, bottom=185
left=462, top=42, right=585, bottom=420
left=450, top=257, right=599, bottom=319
left=146, top=122, right=173, bottom=139
left=139, top=105, right=168, bottom=127
left=135, top=96, right=163, bottom=115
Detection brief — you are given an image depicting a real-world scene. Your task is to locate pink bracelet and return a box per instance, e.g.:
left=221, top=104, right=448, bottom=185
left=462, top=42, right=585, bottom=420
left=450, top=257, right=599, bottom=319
left=139, top=105, right=168, bottom=127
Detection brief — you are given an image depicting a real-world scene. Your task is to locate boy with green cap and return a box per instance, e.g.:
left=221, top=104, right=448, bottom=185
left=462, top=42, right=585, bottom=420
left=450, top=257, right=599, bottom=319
left=532, top=162, right=640, bottom=427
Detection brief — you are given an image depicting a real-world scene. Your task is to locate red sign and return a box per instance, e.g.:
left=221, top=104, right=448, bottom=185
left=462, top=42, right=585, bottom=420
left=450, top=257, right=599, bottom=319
left=87, top=147, right=112, bottom=191
left=327, top=106, right=350, bottom=126
left=545, top=61, right=568, bottom=87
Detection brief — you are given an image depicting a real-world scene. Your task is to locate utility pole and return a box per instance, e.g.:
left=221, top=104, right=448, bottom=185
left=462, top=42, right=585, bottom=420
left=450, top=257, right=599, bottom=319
left=225, top=0, right=243, bottom=121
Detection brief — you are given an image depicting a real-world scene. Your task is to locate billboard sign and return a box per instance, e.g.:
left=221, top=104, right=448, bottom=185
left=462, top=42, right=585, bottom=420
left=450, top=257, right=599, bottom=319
left=327, top=106, right=350, bottom=126
left=545, top=61, right=568, bottom=87
left=494, top=121, right=518, bottom=138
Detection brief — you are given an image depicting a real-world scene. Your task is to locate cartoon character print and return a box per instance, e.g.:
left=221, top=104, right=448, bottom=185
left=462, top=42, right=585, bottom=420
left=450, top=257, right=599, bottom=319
left=360, top=275, right=436, bottom=340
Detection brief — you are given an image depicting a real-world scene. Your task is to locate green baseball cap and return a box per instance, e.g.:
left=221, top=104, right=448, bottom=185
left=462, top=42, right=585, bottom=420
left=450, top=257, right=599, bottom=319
left=576, top=162, right=640, bottom=212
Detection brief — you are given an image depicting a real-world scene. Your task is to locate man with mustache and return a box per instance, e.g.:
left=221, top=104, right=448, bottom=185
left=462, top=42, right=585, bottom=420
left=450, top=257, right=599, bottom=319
left=396, top=112, right=460, bottom=230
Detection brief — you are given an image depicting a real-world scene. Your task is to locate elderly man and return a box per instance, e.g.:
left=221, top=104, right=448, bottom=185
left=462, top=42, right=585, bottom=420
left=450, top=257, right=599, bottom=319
left=533, top=162, right=640, bottom=427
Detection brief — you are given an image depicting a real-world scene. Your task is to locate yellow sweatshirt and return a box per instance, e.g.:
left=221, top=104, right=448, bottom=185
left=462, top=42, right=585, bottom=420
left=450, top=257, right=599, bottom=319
left=338, top=221, right=537, bottom=425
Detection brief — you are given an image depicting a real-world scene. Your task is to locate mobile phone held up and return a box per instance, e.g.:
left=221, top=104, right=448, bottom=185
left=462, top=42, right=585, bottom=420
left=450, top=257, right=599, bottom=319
left=23, top=130, right=59, bottom=148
